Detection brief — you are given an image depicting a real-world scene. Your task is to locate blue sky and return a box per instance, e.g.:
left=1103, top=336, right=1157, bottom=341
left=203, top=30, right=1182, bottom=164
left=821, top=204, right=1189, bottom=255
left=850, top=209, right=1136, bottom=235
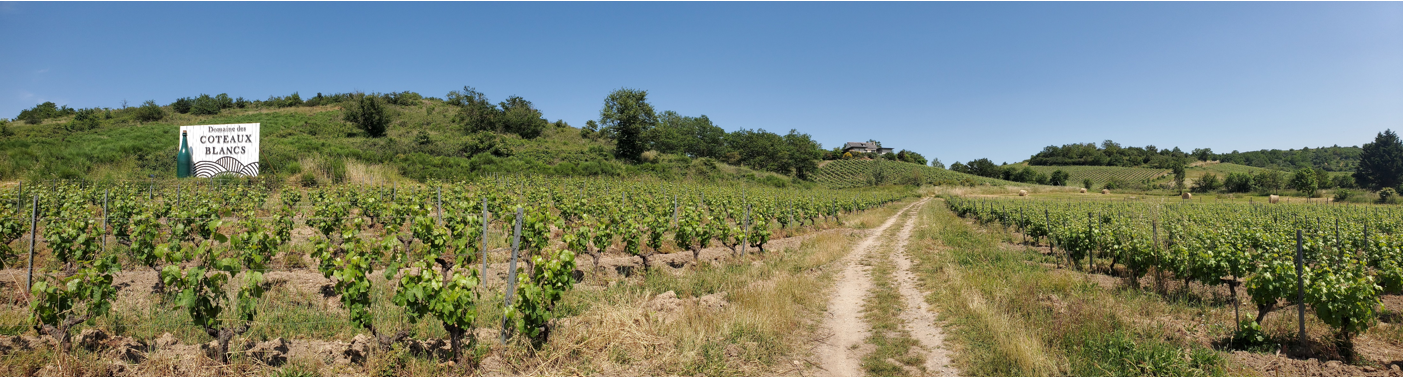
left=2, top=2, right=1401, bottom=165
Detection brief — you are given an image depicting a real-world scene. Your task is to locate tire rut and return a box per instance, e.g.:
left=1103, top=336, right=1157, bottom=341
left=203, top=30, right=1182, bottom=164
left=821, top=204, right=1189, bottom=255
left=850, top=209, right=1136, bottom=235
left=890, top=201, right=958, bottom=376
left=814, top=199, right=925, bottom=377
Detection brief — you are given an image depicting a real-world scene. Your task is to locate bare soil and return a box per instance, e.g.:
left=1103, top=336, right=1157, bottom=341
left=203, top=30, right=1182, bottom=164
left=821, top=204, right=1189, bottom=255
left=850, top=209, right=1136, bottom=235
left=812, top=200, right=922, bottom=377
left=889, top=201, right=958, bottom=376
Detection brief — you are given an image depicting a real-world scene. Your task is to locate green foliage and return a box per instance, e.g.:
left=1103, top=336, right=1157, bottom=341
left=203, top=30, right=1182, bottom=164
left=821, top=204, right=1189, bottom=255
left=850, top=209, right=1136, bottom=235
left=16, top=101, right=76, bottom=124
left=1253, top=169, right=1284, bottom=194
left=1334, top=189, right=1355, bottom=202
left=506, top=247, right=576, bottom=345
left=344, top=93, right=391, bottom=137
left=1192, top=173, right=1221, bottom=193
left=1355, top=130, right=1403, bottom=191
left=171, top=97, right=193, bottom=114
left=1049, top=169, right=1069, bottom=186
left=389, top=209, right=483, bottom=362
left=191, top=94, right=221, bottom=115
left=384, top=91, right=423, bottom=106
left=312, top=218, right=382, bottom=332
left=64, top=108, right=102, bottom=132
left=600, top=88, right=657, bottom=161
left=461, top=131, right=513, bottom=157
left=1380, top=188, right=1397, bottom=204
left=1290, top=168, right=1319, bottom=196
left=134, top=100, right=165, bottom=122
left=498, top=96, right=548, bottom=139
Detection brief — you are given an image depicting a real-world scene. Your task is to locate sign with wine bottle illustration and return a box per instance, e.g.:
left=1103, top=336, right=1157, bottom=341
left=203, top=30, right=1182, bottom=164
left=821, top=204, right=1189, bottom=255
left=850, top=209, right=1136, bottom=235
left=176, top=123, right=261, bottom=178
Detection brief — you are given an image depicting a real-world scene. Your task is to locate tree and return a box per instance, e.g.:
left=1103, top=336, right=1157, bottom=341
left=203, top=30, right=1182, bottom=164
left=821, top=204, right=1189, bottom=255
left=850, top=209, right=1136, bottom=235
left=1254, top=170, right=1285, bottom=194
left=448, top=86, right=501, bottom=134
left=1049, top=170, right=1069, bottom=186
left=1354, top=130, right=1403, bottom=191
left=344, top=93, right=390, bottom=137
left=499, top=96, right=548, bottom=139
left=135, top=100, right=165, bottom=122
left=1223, top=172, right=1255, bottom=193
left=930, top=158, right=945, bottom=169
left=171, top=97, right=194, bottom=114
left=191, top=94, right=221, bottom=115
left=1172, top=163, right=1187, bottom=193
left=599, top=88, right=656, bottom=162
left=581, top=120, right=598, bottom=139
left=1193, top=173, right=1222, bottom=193
left=1291, top=168, right=1319, bottom=197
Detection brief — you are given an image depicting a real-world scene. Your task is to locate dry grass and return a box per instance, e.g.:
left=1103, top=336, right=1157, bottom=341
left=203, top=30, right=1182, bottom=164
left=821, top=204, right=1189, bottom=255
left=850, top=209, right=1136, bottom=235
left=0, top=199, right=912, bottom=376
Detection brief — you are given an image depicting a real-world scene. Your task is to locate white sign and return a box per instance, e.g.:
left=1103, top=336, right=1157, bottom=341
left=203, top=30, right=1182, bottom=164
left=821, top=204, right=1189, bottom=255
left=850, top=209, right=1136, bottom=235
left=179, top=123, right=261, bottom=177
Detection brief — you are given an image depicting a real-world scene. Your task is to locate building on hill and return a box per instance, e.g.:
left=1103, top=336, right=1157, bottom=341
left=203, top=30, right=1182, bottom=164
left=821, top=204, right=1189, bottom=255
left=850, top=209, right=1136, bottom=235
left=843, top=141, right=893, bottom=155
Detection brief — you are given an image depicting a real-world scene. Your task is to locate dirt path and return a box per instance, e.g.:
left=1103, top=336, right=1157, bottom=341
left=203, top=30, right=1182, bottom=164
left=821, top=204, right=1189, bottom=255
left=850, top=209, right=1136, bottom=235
left=814, top=199, right=924, bottom=377
left=890, top=202, right=958, bottom=376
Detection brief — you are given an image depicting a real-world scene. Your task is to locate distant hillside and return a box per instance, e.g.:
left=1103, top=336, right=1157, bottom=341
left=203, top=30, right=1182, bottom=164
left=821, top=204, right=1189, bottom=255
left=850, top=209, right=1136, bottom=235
left=1022, top=165, right=1170, bottom=187
left=814, top=159, right=1025, bottom=189
left=1212, top=146, right=1360, bottom=172
left=1020, top=140, right=1361, bottom=173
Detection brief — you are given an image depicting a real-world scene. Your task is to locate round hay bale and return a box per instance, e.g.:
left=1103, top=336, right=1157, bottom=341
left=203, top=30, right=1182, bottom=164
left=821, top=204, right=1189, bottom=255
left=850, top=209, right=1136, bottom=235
left=1079, top=188, right=1087, bottom=194
left=1269, top=195, right=1280, bottom=204
left=1182, top=192, right=1192, bottom=200
left=1018, top=190, right=1028, bottom=197
left=1101, top=189, right=1110, bottom=194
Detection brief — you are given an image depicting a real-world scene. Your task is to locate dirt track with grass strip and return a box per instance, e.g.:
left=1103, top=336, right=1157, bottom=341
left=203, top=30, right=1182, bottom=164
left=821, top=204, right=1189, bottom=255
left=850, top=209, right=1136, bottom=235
left=813, top=198, right=959, bottom=377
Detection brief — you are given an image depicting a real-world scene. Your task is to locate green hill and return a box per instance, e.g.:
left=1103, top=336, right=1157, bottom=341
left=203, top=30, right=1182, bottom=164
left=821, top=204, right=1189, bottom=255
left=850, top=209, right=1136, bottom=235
left=0, top=92, right=801, bottom=186
left=814, top=159, right=1026, bottom=189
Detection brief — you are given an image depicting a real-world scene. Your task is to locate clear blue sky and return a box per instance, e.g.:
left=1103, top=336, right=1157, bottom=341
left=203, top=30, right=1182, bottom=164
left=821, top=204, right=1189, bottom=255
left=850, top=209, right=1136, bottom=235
left=2, top=2, right=1401, bottom=165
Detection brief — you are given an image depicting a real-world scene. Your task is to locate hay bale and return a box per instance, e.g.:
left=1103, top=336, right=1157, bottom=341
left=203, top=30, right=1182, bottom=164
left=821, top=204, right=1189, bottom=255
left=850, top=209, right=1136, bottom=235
left=1079, top=188, right=1087, bottom=194
left=1018, top=190, right=1028, bottom=197
left=1101, top=189, right=1110, bottom=194
left=1269, top=195, right=1280, bottom=204
left=1182, top=192, right=1192, bottom=200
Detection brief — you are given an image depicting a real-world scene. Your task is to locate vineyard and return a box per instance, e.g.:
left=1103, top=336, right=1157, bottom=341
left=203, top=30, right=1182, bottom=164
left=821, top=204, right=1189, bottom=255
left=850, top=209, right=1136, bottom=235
left=0, top=177, right=906, bottom=373
left=814, top=159, right=1017, bottom=189
left=945, top=196, right=1403, bottom=353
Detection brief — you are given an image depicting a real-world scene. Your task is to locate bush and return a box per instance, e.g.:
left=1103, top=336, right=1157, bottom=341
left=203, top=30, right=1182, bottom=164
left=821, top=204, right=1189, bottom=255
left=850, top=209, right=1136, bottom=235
left=65, top=108, right=101, bottom=132
left=461, top=131, right=512, bottom=157
left=134, top=100, right=165, bottom=122
left=191, top=94, right=221, bottom=115
left=299, top=173, right=318, bottom=188
left=1334, top=189, right=1354, bottom=202
left=1381, top=188, right=1397, bottom=204
left=171, top=97, right=194, bottom=114
left=16, top=101, right=75, bottom=124
left=215, top=93, right=233, bottom=109
left=343, top=94, right=390, bottom=137
left=385, top=91, right=423, bottom=106
left=1192, top=173, right=1221, bottom=193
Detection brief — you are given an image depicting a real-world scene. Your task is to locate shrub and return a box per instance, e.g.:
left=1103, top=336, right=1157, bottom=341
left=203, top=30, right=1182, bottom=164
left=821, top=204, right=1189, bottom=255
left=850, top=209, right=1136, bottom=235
left=215, top=93, right=233, bottom=109
left=171, top=97, right=194, bottom=114
left=461, top=131, right=512, bottom=157
left=65, top=108, right=101, bottom=132
left=1380, top=188, right=1397, bottom=204
left=1082, top=178, right=1093, bottom=190
left=385, top=91, right=423, bottom=106
left=1334, top=189, right=1354, bottom=202
left=343, top=94, right=390, bottom=137
left=234, top=97, right=249, bottom=108
left=16, top=101, right=75, bottom=124
left=1192, top=173, right=1221, bottom=193
left=191, top=94, right=221, bottom=115
left=299, top=173, right=319, bottom=188
left=134, top=100, right=165, bottom=122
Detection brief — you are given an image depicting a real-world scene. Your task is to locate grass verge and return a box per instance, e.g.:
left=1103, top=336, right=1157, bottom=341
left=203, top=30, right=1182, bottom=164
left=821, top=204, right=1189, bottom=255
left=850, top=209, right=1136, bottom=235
left=906, top=199, right=1230, bottom=376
